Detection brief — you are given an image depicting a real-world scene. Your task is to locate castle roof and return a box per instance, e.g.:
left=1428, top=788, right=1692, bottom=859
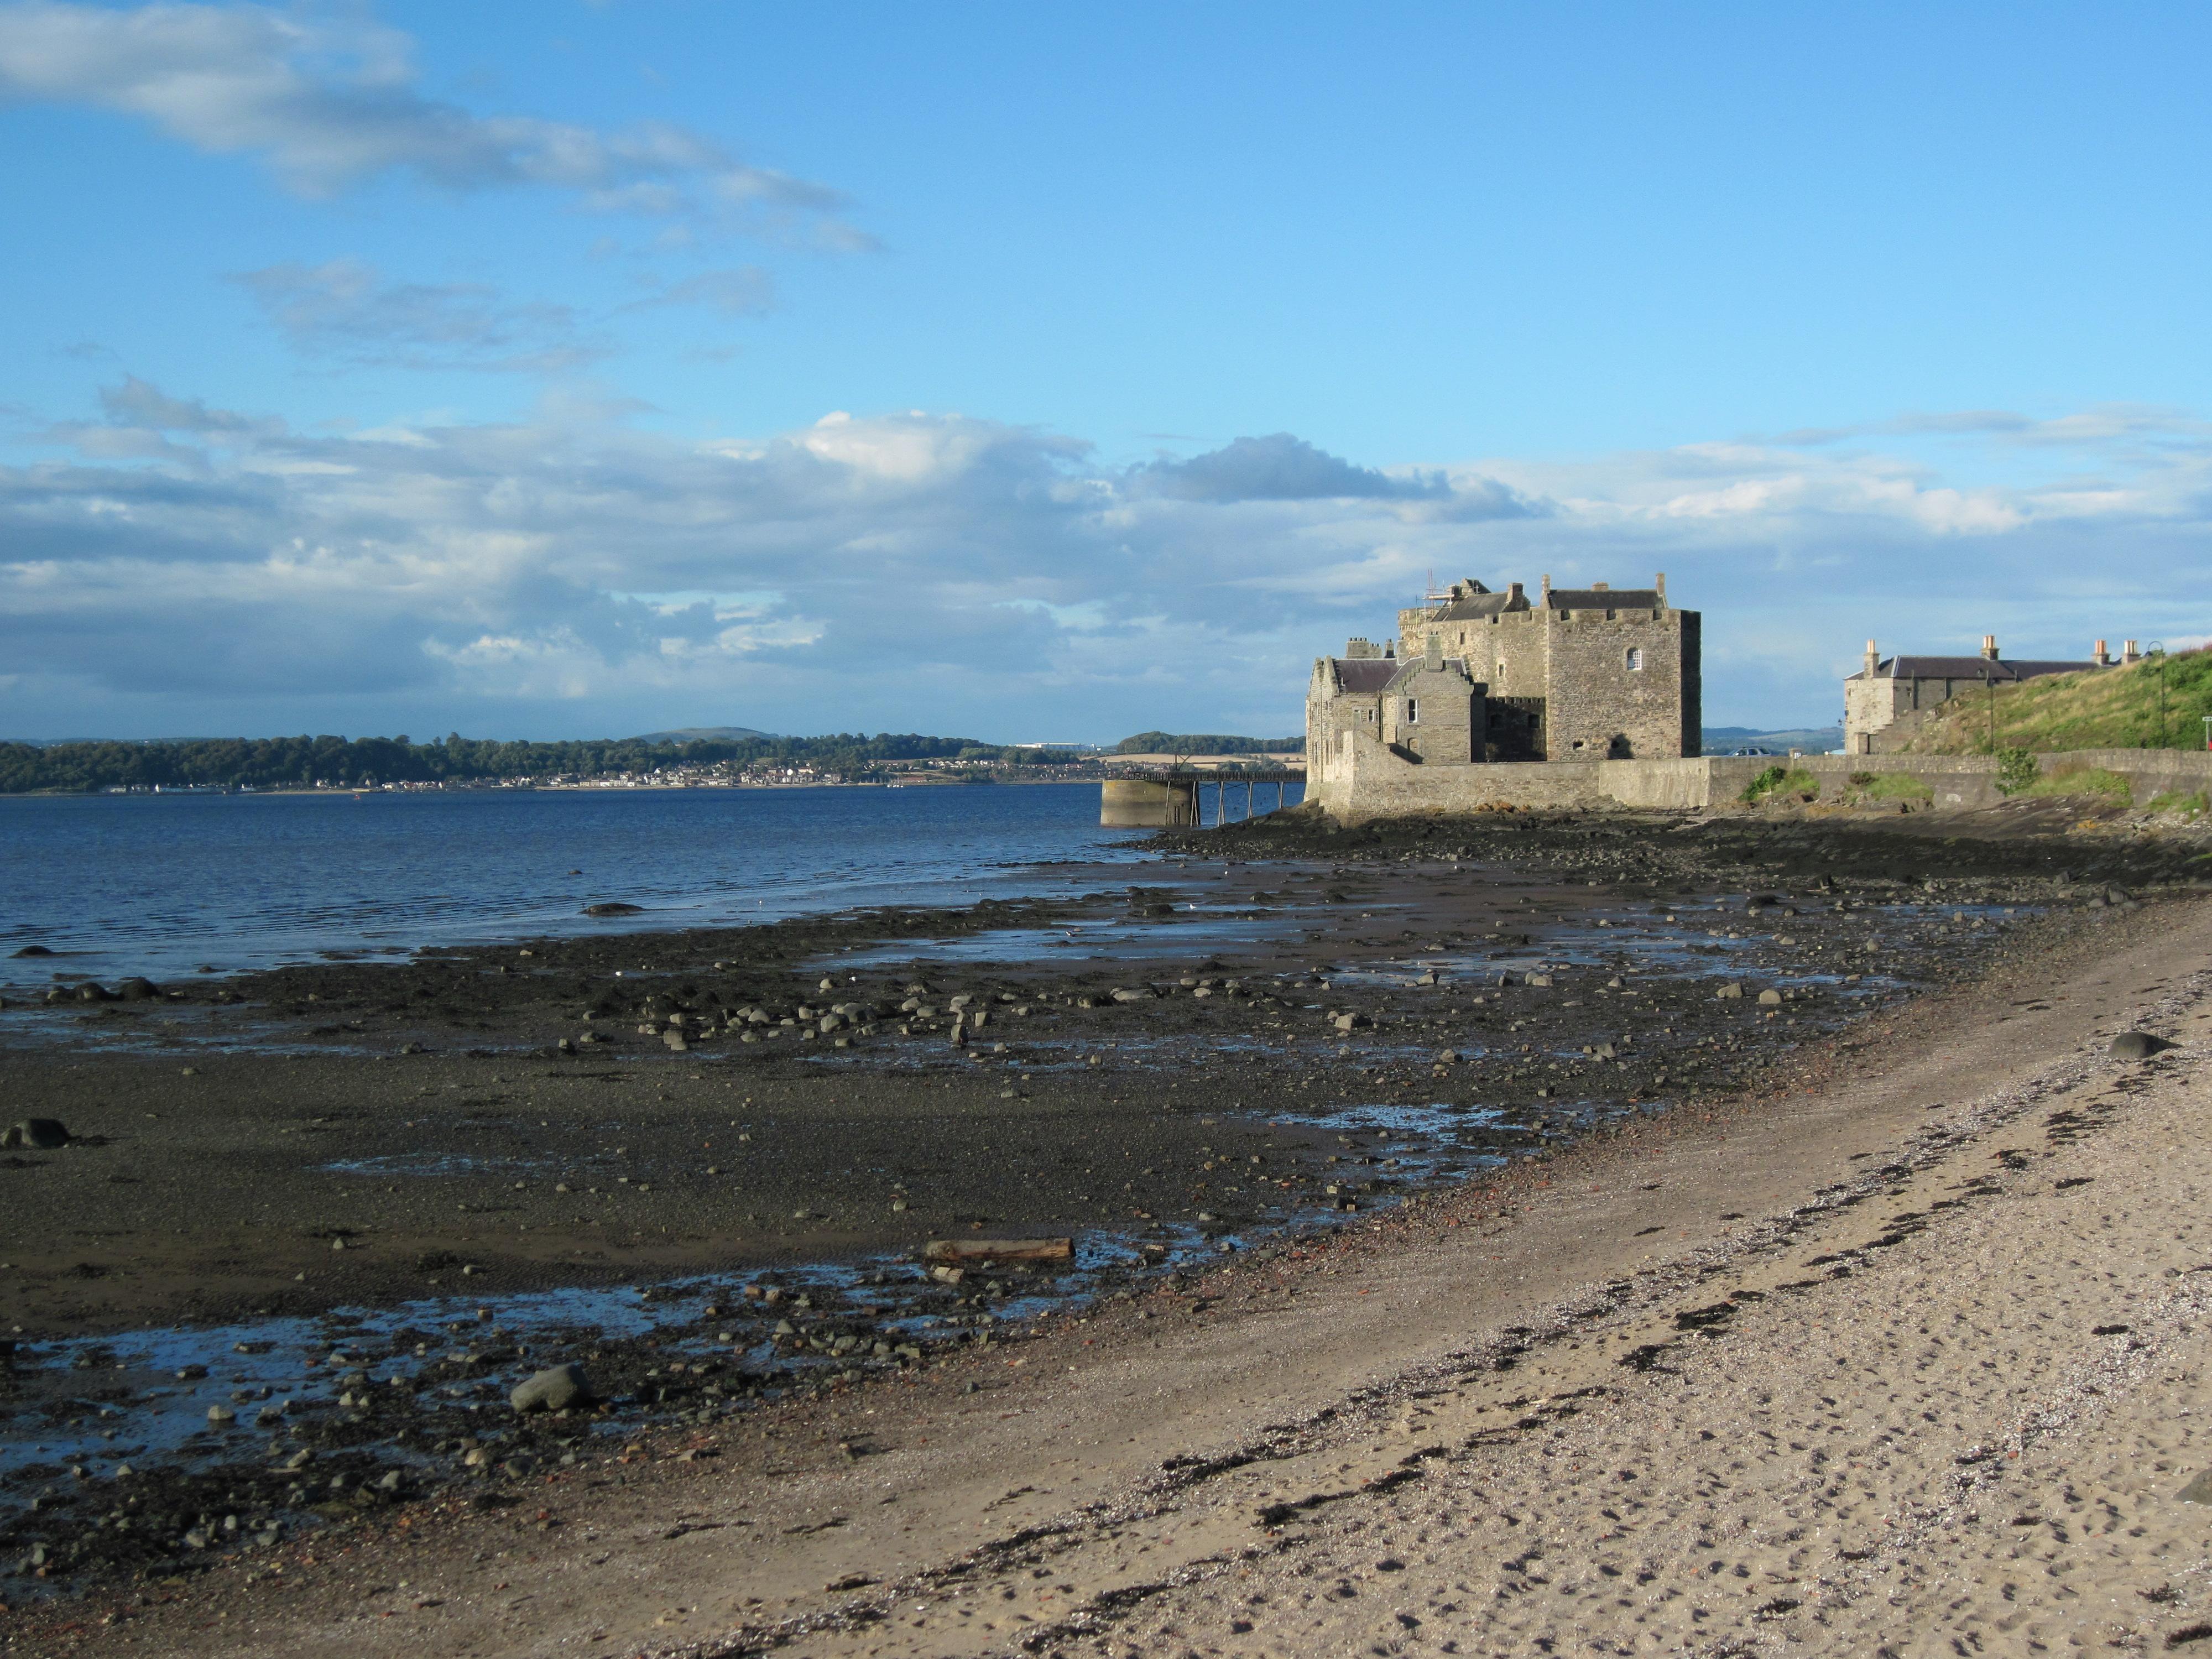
left=1327, top=658, right=1401, bottom=694
left=1324, top=655, right=1475, bottom=695
left=1430, top=589, right=1526, bottom=620
left=1544, top=588, right=1662, bottom=611
left=1384, top=656, right=1473, bottom=692
left=1854, top=655, right=2103, bottom=684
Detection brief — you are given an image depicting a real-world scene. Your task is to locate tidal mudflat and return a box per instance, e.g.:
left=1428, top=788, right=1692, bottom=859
left=2, top=801, right=2207, bottom=1653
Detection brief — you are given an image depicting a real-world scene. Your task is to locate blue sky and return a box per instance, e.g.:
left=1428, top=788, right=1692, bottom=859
left=3, top=1, right=2208, bottom=742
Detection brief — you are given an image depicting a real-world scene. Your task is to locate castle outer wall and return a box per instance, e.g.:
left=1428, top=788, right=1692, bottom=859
left=1308, top=736, right=2212, bottom=822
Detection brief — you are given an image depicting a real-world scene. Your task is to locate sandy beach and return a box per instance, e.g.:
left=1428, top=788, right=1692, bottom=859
left=4, top=805, right=2210, bottom=1655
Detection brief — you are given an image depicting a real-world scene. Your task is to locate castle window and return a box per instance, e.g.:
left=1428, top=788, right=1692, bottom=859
left=1405, top=698, right=1420, bottom=723
left=1625, top=646, right=1644, bottom=671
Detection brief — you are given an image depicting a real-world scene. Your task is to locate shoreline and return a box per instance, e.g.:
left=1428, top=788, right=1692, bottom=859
left=0, top=805, right=2203, bottom=1655
left=7, top=872, right=2205, bottom=1653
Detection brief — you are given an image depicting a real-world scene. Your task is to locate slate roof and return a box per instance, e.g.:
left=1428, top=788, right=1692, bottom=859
left=1431, top=590, right=1525, bottom=620
left=1544, top=588, right=1662, bottom=611
left=1858, top=656, right=2103, bottom=684
left=1328, top=658, right=1401, bottom=694
left=1327, top=656, right=1475, bottom=695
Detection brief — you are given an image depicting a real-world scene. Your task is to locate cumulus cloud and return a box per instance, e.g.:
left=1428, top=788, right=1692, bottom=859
left=1136, top=432, right=1449, bottom=502
left=232, top=258, right=603, bottom=372
left=2, top=391, right=2208, bottom=737
left=0, top=1, right=863, bottom=238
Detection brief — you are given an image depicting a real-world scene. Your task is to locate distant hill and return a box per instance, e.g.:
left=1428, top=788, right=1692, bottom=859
left=1880, top=649, right=2211, bottom=754
left=1702, top=725, right=1843, bottom=755
left=628, top=726, right=775, bottom=744
left=1114, top=731, right=1304, bottom=755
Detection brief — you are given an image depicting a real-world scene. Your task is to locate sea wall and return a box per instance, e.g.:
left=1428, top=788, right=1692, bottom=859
left=1312, top=730, right=2212, bottom=822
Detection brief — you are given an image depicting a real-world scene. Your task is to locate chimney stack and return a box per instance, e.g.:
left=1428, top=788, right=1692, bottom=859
left=1540, top=573, right=1552, bottom=598
left=2094, top=638, right=2110, bottom=666
left=2123, top=639, right=2141, bottom=664
left=1864, top=639, right=1880, bottom=676
left=1655, top=571, right=1667, bottom=605
left=1591, top=581, right=1609, bottom=591
left=1980, top=634, right=2000, bottom=661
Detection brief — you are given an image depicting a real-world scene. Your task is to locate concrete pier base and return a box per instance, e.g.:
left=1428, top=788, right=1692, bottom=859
left=1100, top=779, right=1198, bottom=827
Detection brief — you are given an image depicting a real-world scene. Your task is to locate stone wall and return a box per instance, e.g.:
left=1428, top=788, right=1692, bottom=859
left=1403, top=607, right=1550, bottom=702
left=1310, top=731, right=2212, bottom=823
left=1381, top=662, right=1485, bottom=764
left=1543, top=608, right=1698, bottom=760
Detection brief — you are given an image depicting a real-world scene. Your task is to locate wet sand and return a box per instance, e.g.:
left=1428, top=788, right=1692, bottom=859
left=3, top=802, right=2209, bottom=1651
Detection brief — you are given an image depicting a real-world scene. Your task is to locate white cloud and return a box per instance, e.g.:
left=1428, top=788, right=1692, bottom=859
left=0, top=1, right=864, bottom=238
left=2, top=394, right=2208, bottom=737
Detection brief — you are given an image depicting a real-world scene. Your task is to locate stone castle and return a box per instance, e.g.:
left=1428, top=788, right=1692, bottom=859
left=1307, top=574, right=1701, bottom=790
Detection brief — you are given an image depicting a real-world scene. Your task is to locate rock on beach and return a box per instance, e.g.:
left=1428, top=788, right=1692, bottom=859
left=2110, top=1030, right=2179, bottom=1060
left=511, top=1363, right=593, bottom=1413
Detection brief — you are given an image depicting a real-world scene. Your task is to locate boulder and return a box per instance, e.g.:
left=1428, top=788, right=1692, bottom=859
left=2110, top=1031, right=2179, bottom=1061
left=583, top=902, right=643, bottom=917
left=10, top=944, right=53, bottom=958
left=114, top=977, right=160, bottom=1000
left=1756, top=989, right=1784, bottom=1007
left=1109, top=987, right=1157, bottom=1003
left=1716, top=982, right=1745, bottom=1000
left=510, top=1362, right=593, bottom=1413
left=4, top=1119, right=70, bottom=1149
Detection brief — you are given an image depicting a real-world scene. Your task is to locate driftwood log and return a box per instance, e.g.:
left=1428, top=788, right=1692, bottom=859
left=923, top=1237, right=1073, bottom=1267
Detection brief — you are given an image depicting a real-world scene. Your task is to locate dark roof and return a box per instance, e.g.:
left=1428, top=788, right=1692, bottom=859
left=1386, top=657, right=1471, bottom=692
left=1327, top=656, right=1474, bottom=695
left=1431, top=591, right=1525, bottom=620
left=1328, top=658, right=1400, bottom=694
left=1864, top=656, right=2103, bottom=684
left=1545, top=588, right=1662, bottom=611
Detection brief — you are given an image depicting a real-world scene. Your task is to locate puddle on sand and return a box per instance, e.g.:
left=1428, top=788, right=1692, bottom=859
left=818, top=909, right=1307, bottom=971
left=0, top=1197, right=1410, bottom=1580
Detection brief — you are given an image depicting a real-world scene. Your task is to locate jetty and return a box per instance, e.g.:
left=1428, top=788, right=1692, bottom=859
left=1099, top=767, right=1304, bottom=827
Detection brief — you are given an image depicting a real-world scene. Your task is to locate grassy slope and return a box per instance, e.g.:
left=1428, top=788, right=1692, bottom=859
left=1890, top=648, right=2212, bottom=754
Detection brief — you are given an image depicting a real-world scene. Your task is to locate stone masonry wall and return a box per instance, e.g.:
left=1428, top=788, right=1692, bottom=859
left=1542, top=608, right=1696, bottom=760
left=1310, top=734, right=2212, bottom=823
left=1381, top=665, right=1485, bottom=764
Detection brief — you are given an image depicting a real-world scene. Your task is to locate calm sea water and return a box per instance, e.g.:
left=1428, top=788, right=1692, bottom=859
left=0, top=782, right=1299, bottom=986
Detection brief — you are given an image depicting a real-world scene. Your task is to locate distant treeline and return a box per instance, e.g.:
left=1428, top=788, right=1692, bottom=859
left=0, top=732, right=1086, bottom=793
left=1113, top=731, right=1305, bottom=754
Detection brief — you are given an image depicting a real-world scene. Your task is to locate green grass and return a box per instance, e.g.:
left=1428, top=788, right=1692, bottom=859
left=2016, top=766, right=2133, bottom=806
left=2146, top=790, right=2209, bottom=819
left=1891, top=647, right=2212, bottom=754
left=1742, top=765, right=1819, bottom=804
left=1848, top=771, right=1933, bottom=802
